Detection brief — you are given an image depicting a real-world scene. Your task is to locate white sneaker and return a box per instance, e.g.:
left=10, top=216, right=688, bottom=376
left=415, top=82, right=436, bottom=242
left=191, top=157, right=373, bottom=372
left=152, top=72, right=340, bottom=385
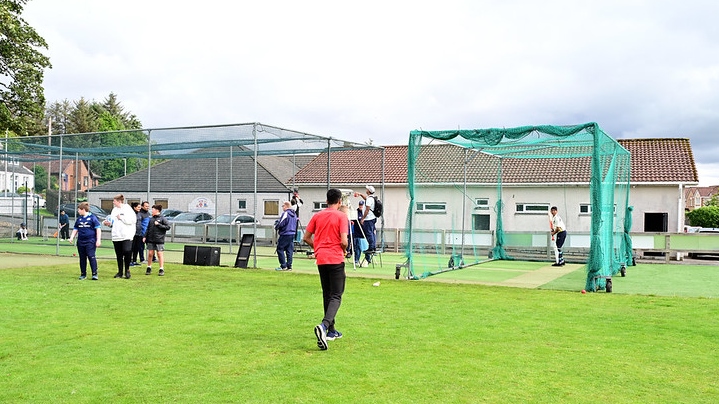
left=314, top=324, right=328, bottom=350
left=361, top=261, right=369, bottom=268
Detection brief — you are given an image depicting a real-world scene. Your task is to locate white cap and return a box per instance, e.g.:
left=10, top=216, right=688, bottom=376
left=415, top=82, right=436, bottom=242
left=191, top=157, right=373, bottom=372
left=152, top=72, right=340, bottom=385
left=366, top=185, right=375, bottom=193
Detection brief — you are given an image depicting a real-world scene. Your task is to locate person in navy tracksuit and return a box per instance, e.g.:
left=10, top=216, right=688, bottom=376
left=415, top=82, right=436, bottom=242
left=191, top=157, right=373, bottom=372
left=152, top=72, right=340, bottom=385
left=69, top=202, right=102, bottom=280
left=275, top=201, right=298, bottom=271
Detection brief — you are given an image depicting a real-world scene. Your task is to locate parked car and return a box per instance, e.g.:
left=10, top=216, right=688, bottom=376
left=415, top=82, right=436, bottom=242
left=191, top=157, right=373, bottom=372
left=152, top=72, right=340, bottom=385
left=683, top=225, right=701, bottom=233
left=169, top=212, right=213, bottom=223
left=58, top=203, right=108, bottom=220
left=161, top=209, right=184, bottom=219
left=209, top=214, right=258, bottom=225
left=206, top=214, right=258, bottom=242
left=20, top=193, right=46, bottom=208
left=688, top=227, right=719, bottom=259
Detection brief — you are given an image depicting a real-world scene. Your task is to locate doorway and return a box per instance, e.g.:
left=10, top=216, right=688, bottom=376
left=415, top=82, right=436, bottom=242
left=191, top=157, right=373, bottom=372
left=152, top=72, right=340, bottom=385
left=644, top=212, right=668, bottom=232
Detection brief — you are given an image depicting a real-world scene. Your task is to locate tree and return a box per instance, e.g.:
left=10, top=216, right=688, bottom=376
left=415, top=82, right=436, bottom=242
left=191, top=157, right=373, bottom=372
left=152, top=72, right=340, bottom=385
left=46, top=99, right=73, bottom=134
left=687, top=206, right=719, bottom=228
left=0, top=0, right=51, bottom=135
left=67, top=97, right=99, bottom=136
left=31, top=163, right=55, bottom=193
left=706, top=193, right=718, bottom=207
left=101, top=92, right=141, bottom=130
left=43, top=93, right=146, bottom=183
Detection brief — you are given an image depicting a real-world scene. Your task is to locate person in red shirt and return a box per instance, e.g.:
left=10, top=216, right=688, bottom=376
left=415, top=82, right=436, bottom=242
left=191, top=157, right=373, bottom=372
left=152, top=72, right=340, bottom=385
left=303, top=188, right=349, bottom=350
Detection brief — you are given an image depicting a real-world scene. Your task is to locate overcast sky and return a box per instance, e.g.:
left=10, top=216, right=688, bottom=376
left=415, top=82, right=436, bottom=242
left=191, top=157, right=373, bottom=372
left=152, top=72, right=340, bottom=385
left=23, top=0, right=719, bottom=185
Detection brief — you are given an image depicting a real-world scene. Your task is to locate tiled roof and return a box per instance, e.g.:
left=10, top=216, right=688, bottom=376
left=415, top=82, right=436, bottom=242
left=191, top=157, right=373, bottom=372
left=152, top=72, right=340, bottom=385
left=292, top=146, right=407, bottom=184
left=26, top=159, right=100, bottom=179
left=617, top=138, right=697, bottom=183
left=91, top=154, right=291, bottom=193
left=291, top=138, right=698, bottom=185
left=687, top=185, right=719, bottom=198
left=2, top=163, right=34, bottom=176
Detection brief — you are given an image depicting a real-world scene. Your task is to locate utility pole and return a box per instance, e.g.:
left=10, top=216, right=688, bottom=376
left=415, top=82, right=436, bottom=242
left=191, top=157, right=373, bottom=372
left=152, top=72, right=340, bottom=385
left=3, top=129, right=7, bottom=197
left=47, top=117, right=51, bottom=193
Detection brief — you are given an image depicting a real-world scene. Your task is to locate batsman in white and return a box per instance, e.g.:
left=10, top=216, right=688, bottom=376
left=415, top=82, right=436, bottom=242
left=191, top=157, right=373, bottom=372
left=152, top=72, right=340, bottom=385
left=550, top=206, right=567, bottom=266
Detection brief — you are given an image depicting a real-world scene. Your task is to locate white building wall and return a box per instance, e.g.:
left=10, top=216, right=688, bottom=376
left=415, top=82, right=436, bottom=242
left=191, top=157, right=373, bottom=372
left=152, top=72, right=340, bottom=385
left=292, top=186, right=411, bottom=229
left=291, top=183, right=684, bottom=235
left=629, top=185, right=684, bottom=233
left=1, top=168, right=35, bottom=193
left=84, top=179, right=684, bottom=235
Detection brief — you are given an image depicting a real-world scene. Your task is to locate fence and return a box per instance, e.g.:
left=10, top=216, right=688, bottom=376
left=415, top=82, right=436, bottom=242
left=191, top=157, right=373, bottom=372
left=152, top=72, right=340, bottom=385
left=3, top=218, right=718, bottom=263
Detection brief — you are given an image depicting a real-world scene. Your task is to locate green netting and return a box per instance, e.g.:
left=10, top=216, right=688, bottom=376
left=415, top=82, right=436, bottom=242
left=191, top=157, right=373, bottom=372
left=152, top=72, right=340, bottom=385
left=404, top=123, right=632, bottom=291
left=2, top=123, right=381, bottom=259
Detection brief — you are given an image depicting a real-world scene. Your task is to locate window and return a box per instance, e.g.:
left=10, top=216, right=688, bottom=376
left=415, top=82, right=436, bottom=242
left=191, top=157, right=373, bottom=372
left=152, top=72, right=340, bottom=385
left=154, top=199, right=168, bottom=209
left=313, top=201, right=328, bottom=211
left=264, top=200, right=279, bottom=216
left=580, top=204, right=616, bottom=214
left=100, top=199, right=113, bottom=212
left=515, top=203, right=549, bottom=214
left=475, top=198, right=489, bottom=210
left=416, top=202, right=446, bottom=213
left=473, top=214, right=490, bottom=230
left=237, top=199, right=247, bottom=210
left=83, top=176, right=88, bottom=187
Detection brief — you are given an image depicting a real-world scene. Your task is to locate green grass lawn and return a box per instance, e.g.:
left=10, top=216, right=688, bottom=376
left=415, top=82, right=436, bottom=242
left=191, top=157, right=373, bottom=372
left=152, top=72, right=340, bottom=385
left=1, top=250, right=719, bottom=403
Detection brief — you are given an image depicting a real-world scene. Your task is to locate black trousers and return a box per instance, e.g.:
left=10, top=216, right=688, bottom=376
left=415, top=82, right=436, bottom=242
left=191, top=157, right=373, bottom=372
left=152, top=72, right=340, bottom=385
left=60, top=225, right=70, bottom=240
left=317, top=262, right=346, bottom=332
left=113, top=239, right=133, bottom=275
left=556, top=230, right=567, bottom=262
left=556, top=230, right=567, bottom=249
left=132, top=235, right=145, bottom=263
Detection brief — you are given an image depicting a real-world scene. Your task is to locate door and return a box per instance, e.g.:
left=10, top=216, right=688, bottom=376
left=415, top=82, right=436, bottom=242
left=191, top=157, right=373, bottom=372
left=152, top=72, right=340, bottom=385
left=644, top=212, right=668, bottom=232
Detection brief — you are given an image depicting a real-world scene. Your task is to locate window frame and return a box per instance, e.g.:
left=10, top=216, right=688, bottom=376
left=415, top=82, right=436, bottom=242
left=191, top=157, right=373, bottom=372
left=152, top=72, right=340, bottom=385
left=580, top=203, right=617, bottom=215
left=474, top=198, right=490, bottom=210
left=472, top=213, right=491, bottom=231
left=416, top=202, right=447, bottom=213
left=264, top=200, right=280, bottom=217
left=515, top=203, right=550, bottom=214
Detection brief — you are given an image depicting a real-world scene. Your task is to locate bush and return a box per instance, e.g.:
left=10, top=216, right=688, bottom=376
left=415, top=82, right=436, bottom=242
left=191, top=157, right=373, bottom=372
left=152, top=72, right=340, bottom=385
left=687, top=206, right=719, bottom=228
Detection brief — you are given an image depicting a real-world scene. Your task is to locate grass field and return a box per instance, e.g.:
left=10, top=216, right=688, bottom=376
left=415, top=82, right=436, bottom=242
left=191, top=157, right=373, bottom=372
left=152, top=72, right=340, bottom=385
left=1, top=242, right=719, bottom=402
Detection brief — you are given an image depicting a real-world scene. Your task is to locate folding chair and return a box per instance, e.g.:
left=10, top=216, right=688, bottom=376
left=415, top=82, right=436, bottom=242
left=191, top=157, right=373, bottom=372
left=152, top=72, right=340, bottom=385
left=360, top=249, right=382, bottom=268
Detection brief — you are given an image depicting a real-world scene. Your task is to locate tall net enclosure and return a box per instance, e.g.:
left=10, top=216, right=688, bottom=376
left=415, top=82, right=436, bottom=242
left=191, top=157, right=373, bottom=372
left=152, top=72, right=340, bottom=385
left=404, top=123, right=631, bottom=290
left=2, top=123, right=380, bottom=260
left=4, top=122, right=375, bottom=199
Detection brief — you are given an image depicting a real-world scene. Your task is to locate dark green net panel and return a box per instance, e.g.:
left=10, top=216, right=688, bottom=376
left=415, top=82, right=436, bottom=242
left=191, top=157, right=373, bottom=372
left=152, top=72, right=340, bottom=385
left=405, top=123, right=632, bottom=291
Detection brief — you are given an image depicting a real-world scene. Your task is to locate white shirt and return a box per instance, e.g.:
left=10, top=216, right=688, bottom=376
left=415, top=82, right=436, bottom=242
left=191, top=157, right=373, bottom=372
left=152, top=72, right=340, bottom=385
left=365, top=195, right=376, bottom=220
left=552, top=214, right=566, bottom=232
left=109, top=203, right=137, bottom=241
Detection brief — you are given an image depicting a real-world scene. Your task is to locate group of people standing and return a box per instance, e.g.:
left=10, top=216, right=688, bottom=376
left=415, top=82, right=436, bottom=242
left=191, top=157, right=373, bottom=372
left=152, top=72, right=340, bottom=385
left=68, top=194, right=171, bottom=280
left=351, top=185, right=379, bottom=266
left=274, top=185, right=380, bottom=271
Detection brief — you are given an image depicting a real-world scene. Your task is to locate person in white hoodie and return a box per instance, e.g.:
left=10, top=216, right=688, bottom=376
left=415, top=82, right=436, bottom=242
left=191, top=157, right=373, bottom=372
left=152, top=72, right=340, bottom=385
left=103, top=194, right=137, bottom=279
